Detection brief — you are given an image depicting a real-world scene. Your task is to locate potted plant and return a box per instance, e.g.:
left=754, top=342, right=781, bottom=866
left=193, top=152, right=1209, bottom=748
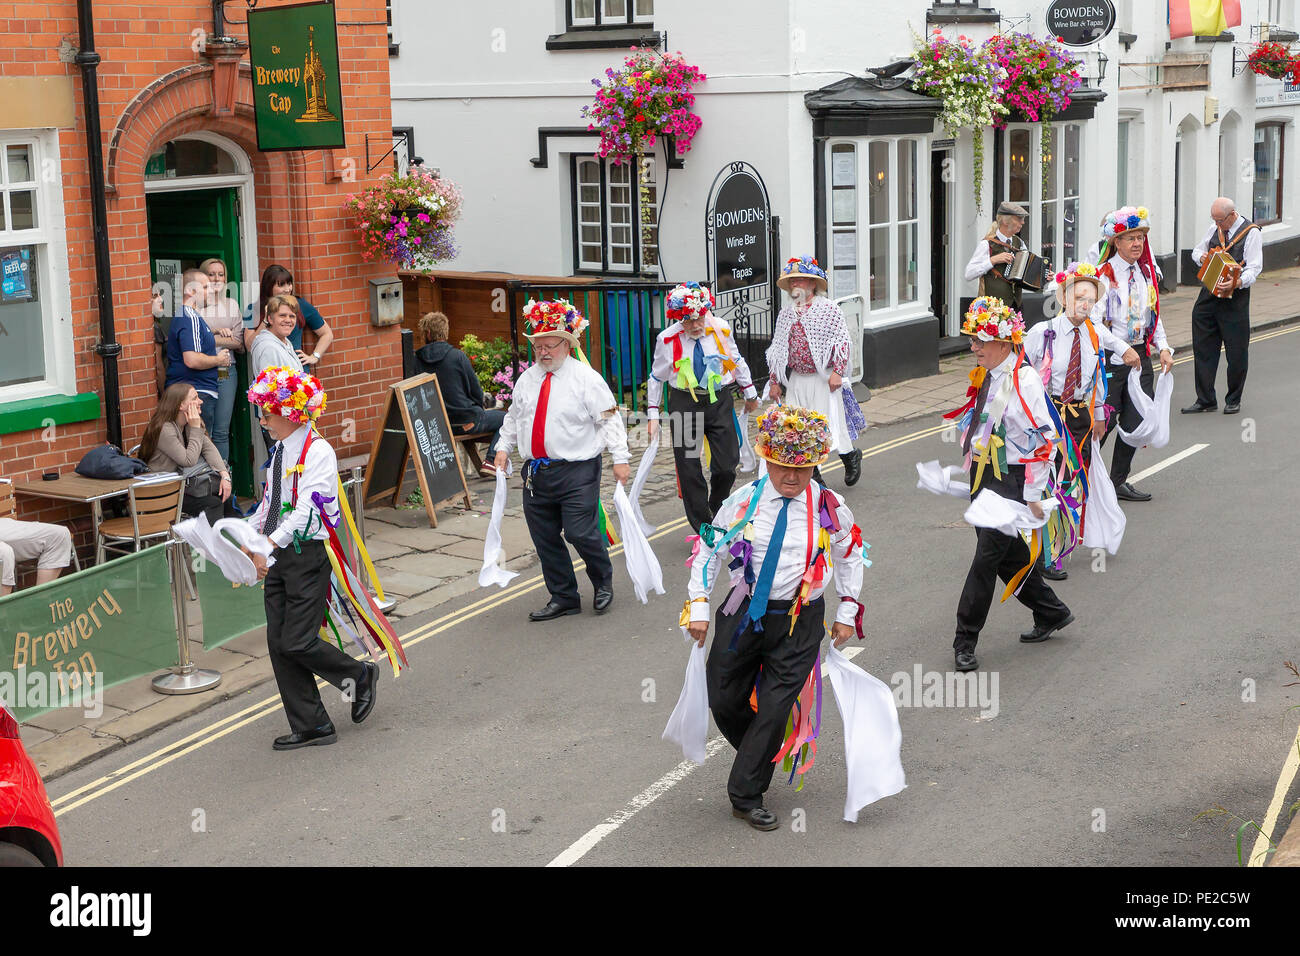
left=1251, top=41, right=1295, bottom=79
left=346, top=165, right=463, bottom=271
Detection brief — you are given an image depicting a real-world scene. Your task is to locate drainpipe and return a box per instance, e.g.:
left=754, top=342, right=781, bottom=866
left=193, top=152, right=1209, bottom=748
left=75, top=0, right=123, bottom=449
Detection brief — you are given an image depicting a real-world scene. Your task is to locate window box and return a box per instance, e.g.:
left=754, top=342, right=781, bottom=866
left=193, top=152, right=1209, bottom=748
left=0, top=392, right=100, bottom=436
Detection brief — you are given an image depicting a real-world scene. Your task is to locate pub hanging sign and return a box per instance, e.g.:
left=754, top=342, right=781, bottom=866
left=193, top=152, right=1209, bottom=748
left=247, top=0, right=346, bottom=152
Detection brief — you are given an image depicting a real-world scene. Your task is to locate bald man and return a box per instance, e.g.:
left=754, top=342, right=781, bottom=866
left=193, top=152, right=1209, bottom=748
left=1185, top=198, right=1262, bottom=415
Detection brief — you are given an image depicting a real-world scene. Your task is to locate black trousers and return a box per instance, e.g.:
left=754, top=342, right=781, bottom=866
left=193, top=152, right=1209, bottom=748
left=264, top=540, right=367, bottom=733
left=521, top=457, right=613, bottom=607
left=707, top=597, right=825, bottom=811
left=1191, top=287, right=1250, bottom=406
left=666, top=385, right=740, bottom=534
left=954, top=465, right=1070, bottom=654
left=1101, top=350, right=1153, bottom=486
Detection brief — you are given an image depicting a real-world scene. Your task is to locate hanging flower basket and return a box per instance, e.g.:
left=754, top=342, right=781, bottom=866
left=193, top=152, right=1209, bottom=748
left=581, top=47, right=707, bottom=164
left=1250, top=41, right=1295, bottom=79
left=346, top=166, right=463, bottom=272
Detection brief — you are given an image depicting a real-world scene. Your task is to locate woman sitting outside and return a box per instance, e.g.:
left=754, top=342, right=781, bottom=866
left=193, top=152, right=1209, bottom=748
left=140, top=384, right=235, bottom=524
left=413, top=311, right=505, bottom=477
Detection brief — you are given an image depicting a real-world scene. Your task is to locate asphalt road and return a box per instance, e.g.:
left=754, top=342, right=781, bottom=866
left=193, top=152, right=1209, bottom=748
left=48, top=328, right=1300, bottom=866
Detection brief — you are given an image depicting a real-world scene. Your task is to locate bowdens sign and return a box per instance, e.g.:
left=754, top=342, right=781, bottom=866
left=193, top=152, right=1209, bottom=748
left=1045, top=0, right=1116, bottom=46
left=247, top=0, right=346, bottom=151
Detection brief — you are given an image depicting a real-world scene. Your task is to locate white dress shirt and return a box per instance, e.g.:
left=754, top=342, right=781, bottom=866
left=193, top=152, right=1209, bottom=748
left=975, top=352, right=1057, bottom=502
left=688, top=478, right=863, bottom=626
left=646, top=317, right=758, bottom=419
left=1100, top=257, right=1171, bottom=365
left=1021, top=316, right=1131, bottom=401
left=964, top=231, right=1021, bottom=282
left=247, top=424, right=336, bottom=549
left=497, top=354, right=630, bottom=464
left=1191, top=215, right=1264, bottom=290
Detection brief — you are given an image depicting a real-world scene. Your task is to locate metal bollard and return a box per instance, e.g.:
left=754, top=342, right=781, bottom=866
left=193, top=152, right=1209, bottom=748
left=348, top=465, right=396, bottom=613
left=152, top=539, right=223, bottom=695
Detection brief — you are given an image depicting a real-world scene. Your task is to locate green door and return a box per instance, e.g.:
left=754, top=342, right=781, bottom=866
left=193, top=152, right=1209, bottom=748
left=146, top=187, right=255, bottom=499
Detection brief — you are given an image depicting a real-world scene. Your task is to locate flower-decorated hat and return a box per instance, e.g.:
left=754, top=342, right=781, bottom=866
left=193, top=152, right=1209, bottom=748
left=960, top=295, right=1026, bottom=344
left=523, top=298, right=588, bottom=347
left=776, top=255, right=828, bottom=295
left=666, top=282, right=715, bottom=322
left=247, top=366, right=327, bottom=425
left=1101, top=205, right=1150, bottom=238
left=754, top=404, right=831, bottom=468
left=1052, top=260, right=1107, bottom=305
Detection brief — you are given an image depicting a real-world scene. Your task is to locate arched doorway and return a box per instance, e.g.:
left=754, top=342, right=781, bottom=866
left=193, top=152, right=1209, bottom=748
left=144, top=131, right=260, bottom=500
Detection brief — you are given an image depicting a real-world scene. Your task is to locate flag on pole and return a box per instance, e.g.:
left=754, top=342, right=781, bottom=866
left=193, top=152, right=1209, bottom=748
left=1169, top=0, right=1242, bottom=40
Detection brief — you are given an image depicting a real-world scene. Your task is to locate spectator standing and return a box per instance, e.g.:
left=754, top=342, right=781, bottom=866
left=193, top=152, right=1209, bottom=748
left=166, top=269, right=231, bottom=436
left=251, top=295, right=306, bottom=377
left=151, top=283, right=168, bottom=397
left=199, top=257, right=246, bottom=461
left=250, top=264, right=334, bottom=369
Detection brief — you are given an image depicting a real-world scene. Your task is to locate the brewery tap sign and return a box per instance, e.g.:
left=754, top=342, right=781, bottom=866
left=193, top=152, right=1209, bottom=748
left=1046, top=0, right=1116, bottom=46
left=705, top=161, right=773, bottom=353
left=247, top=0, right=346, bottom=151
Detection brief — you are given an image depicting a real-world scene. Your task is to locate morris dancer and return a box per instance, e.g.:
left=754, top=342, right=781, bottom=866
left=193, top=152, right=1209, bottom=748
left=765, top=257, right=865, bottom=486
left=494, top=300, right=630, bottom=621
left=1022, top=263, right=1139, bottom=580
left=686, top=405, right=866, bottom=830
left=946, top=298, right=1072, bottom=673
left=646, top=282, right=760, bottom=534
left=245, top=367, right=403, bottom=750
left=1095, top=206, right=1174, bottom=502
left=964, top=201, right=1032, bottom=310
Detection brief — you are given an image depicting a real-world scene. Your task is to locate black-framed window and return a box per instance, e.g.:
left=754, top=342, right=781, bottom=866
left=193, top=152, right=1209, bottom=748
left=1254, top=122, right=1285, bottom=225
left=567, top=0, right=654, bottom=30
left=570, top=154, right=658, bottom=275
left=386, top=1, right=399, bottom=55
left=391, top=127, right=415, bottom=175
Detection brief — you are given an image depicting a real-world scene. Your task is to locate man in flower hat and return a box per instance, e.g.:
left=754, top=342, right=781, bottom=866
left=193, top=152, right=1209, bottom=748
left=685, top=404, right=866, bottom=830
left=947, top=297, right=1072, bottom=672
left=245, top=366, right=380, bottom=750
left=495, top=299, right=630, bottom=621
left=1023, top=264, right=1139, bottom=579
left=646, top=281, right=760, bottom=534
left=1095, top=205, right=1174, bottom=502
left=765, top=256, right=866, bottom=486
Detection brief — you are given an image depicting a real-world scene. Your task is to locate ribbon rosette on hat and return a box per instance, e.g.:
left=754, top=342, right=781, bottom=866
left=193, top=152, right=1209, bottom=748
left=247, top=366, right=327, bottom=424
left=522, top=298, right=589, bottom=345
left=960, top=295, right=1025, bottom=345
left=665, top=281, right=715, bottom=322
left=754, top=404, right=831, bottom=467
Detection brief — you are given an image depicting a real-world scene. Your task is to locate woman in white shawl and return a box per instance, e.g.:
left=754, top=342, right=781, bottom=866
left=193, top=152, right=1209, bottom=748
left=765, top=256, right=864, bottom=485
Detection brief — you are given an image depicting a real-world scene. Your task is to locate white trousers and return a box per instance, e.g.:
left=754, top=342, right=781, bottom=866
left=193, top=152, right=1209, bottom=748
left=0, top=517, right=73, bottom=587
left=786, top=371, right=853, bottom=454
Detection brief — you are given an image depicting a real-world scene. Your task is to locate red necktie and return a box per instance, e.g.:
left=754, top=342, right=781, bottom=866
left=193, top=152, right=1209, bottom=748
left=1062, top=327, right=1082, bottom=400
left=531, top=372, right=553, bottom=459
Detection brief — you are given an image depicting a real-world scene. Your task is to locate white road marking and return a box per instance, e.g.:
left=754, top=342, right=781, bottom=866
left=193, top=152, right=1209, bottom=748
left=1249, top=725, right=1300, bottom=866
left=1126, top=443, right=1209, bottom=484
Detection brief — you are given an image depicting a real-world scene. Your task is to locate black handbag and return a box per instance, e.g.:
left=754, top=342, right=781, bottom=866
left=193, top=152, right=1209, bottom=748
left=74, top=444, right=148, bottom=480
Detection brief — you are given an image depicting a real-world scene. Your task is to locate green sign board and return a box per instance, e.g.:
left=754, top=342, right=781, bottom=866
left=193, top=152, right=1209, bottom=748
left=247, top=0, right=346, bottom=152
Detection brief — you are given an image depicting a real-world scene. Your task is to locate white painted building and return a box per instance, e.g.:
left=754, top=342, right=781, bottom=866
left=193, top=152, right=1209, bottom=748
left=386, top=0, right=1295, bottom=386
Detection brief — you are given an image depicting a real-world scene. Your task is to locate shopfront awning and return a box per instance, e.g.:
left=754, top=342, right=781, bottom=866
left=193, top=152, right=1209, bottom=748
left=805, top=76, right=942, bottom=137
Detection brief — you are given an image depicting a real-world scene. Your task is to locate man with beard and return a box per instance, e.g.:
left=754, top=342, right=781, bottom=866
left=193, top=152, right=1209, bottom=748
left=647, top=282, right=760, bottom=534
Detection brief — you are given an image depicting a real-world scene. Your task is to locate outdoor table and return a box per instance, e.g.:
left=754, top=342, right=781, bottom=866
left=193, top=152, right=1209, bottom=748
left=12, top=474, right=145, bottom=566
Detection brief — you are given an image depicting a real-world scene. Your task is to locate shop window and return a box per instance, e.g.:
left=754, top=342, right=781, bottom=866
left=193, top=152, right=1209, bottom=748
left=0, top=132, right=73, bottom=401
left=1254, top=122, right=1285, bottom=225
left=1002, top=122, right=1082, bottom=271
left=571, top=154, right=659, bottom=275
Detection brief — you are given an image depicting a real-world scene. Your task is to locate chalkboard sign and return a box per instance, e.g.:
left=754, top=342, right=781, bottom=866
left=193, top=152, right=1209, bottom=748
left=362, top=373, right=471, bottom=527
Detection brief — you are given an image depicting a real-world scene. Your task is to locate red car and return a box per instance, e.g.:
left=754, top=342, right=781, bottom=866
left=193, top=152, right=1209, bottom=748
left=0, top=705, right=62, bottom=866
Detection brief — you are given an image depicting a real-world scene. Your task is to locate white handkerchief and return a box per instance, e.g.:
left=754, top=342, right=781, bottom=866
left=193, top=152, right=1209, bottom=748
left=613, top=481, right=664, bottom=604
left=662, top=640, right=709, bottom=764
left=478, top=465, right=518, bottom=589
left=172, top=514, right=274, bottom=586
left=736, top=411, right=758, bottom=474
left=1082, top=438, right=1126, bottom=554
left=1118, top=368, right=1174, bottom=449
left=963, top=489, right=1056, bottom=536
left=824, top=643, right=906, bottom=823
left=915, top=460, right=971, bottom=498
left=629, top=434, right=659, bottom=536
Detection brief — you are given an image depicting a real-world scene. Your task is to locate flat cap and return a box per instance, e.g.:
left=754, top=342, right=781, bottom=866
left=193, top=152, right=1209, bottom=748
left=996, top=201, right=1029, bottom=218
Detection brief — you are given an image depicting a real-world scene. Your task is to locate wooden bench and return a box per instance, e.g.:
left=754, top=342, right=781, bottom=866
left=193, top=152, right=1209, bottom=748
left=453, top=430, right=494, bottom=476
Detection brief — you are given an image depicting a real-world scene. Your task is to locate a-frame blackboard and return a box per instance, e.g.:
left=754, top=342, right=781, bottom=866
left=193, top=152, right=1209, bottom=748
left=362, top=373, right=472, bottom=528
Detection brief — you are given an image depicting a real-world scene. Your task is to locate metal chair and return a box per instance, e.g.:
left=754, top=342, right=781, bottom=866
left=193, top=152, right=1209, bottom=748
left=95, top=478, right=185, bottom=563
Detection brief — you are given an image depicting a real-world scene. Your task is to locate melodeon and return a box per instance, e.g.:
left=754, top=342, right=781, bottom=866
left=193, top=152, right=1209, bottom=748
left=1002, top=248, right=1047, bottom=290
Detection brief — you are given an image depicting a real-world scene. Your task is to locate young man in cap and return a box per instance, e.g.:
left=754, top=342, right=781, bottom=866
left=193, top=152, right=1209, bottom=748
left=686, top=405, right=865, bottom=830
left=494, top=300, right=630, bottom=621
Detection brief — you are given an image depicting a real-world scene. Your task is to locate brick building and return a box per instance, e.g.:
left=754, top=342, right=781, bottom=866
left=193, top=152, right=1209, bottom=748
left=0, top=0, right=402, bottom=565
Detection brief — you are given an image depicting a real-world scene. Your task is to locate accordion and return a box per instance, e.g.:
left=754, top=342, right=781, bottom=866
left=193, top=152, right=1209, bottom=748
left=1197, top=249, right=1241, bottom=298
left=1002, top=248, right=1047, bottom=290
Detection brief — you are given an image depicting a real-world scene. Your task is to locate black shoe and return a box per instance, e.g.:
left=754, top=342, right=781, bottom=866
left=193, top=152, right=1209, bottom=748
left=1020, top=612, right=1075, bottom=643
left=352, top=661, right=379, bottom=724
left=1224, top=402, right=1241, bottom=415
left=811, top=466, right=825, bottom=487
left=1180, top=400, right=1217, bottom=414
left=529, top=601, right=581, bottom=622
left=1114, top=482, right=1151, bottom=502
left=841, top=448, right=863, bottom=487
left=273, top=725, right=337, bottom=751
left=732, top=806, right=780, bottom=831
left=1041, top=564, right=1068, bottom=581
left=954, top=649, right=979, bottom=672
left=593, top=586, right=613, bottom=614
